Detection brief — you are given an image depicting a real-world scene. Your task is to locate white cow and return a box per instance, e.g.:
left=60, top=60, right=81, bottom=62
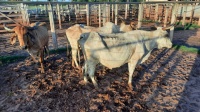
left=78, top=26, right=173, bottom=89
left=66, top=22, right=120, bottom=68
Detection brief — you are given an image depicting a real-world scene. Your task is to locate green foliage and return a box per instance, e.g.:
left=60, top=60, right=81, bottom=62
left=49, top=47, right=69, bottom=54
left=175, top=22, right=200, bottom=31
left=0, top=56, right=27, bottom=66
left=0, top=48, right=70, bottom=66
left=172, top=44, right=200, bottom=54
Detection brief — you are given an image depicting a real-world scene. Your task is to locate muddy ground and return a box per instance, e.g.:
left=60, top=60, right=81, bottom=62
left=0, top=28, right=200, bottom=111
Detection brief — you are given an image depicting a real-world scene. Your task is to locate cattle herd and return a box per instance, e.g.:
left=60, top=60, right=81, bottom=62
left=4, top=20, right=174, bottom=90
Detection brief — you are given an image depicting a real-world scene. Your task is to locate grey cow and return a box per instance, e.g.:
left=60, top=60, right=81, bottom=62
left=78, top=27, right=173, bottom=89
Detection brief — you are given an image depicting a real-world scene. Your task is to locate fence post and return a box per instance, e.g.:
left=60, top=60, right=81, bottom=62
left=20, top=3, right=29, bottom=25
left=20, top=3, right=25, bottom=24
left=190, top=5, right=195, bottom=24
left=170, top=3, right=179, bottom=41
left=86, top=3, right=90, bottom=26
left=112, top=4, right=114, bottom=21
left=48, top=2, right=58, bottom=49
left=198, top=16, right=200, bottom=26
left=107, top=4, right=110, bottom=22
left=115, top=4, right=118, bottom=25
left=103, top=4, right=106, bottom=25
left=182, top=4, right=187, bottom=26
left=155, top=4, right=159, bottom=21
left=45, top=4, right=48, bottom=16
left=164, top=6, right=169, bottom=27
left=99, top=4, right=101, bottom=27
left=57, top=4, right=62, bottom=29
left=125, top=3, right=128, bottom=19
left=137, top=4, right=143, bottom=29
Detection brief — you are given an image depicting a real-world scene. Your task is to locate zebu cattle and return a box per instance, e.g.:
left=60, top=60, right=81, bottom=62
left=65, top=22, right=120, bottom=68
left=78, top=27, right=173, bottom=89
left=118, top=15, right=136, bottom=32
left=120, top=21, right=136, bottom=32
left=4, top=22, right=49, bottom=73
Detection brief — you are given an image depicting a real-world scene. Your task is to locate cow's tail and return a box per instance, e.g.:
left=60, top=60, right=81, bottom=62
left=78, top=45, right=81, bottom=67
left=44, top=45, right=49, bottom=57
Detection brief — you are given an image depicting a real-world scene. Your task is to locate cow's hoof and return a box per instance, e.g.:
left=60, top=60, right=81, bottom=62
left=128, top=83, right=133, bottom=91
left=41, top=69, right=45, bottom=74
left=93, top=83, right=98, bottom=89
left=79, top=80, right=87, bottom=85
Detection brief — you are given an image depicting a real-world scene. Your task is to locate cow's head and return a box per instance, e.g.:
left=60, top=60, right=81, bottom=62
left=155, top=26, right=173, bottom=49
left=4, top=23, right=35, bottom=50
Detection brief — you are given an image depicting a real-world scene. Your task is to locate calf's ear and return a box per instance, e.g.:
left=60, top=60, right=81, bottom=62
left=10, top=34, right=17, bottom=45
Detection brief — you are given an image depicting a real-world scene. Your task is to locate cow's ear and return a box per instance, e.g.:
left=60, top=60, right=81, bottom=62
left=10, top=34, right=17, bottom=45
left=130, top=22, right=136, bottom=29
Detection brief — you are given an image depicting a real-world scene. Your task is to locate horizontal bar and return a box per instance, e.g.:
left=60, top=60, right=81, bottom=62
left=0, top=1, right=200, bottom=5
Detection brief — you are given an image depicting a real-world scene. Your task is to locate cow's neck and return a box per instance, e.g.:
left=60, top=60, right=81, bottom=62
left=140, top=32, right=158, bottom=51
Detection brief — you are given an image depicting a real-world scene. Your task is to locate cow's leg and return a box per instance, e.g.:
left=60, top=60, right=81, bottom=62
left=71, top=48, right=79, bottom=68
left=31, top=55, right=38, bottom=63
left=39, top=49, right=45, bottom=73
left=83, top=62, right=88, bottom=83
left=128, top=61, right=137, bottom=90
left=28, top=51, right=38, bottom=63
left=88, top=60, right=98, bottom=88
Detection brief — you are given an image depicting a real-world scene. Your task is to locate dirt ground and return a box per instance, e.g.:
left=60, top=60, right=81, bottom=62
left=0, top=28, right=200, bottom=111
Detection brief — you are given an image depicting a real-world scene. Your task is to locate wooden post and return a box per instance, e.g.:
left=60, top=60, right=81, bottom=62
left=99, top=4, right=102, bottom=27
left=107, top=4, right=110, bottom=22
left=25, top=4, right=30, bottom=25
left=170, top=3, right=179, bottom=41
left=112, top=4, right=114, bottom=22
left=20, top=3, right=25, bottom=24
left=148, top=4, right=151, bottom=19
left=45, top=4, right=48, bottom=16
left=60, top=5, right=63, bottom=16
left=198, top=16, right=200, bottom=26
left=75, top=4, right=80, bottom=14
left=86, top=3, right=90, bottom=26
left=66, top=5, right=71, bottom=22
left=57, top=4, right=62, bottom=29
left=115, top=4, right=118, bottom=25
left=103, top=4, right=106, bottom=25
left=164, top=6, right=169, bottom=27
left=190, top=5, right=195, bottom=24
left=20, top=3, right=29, bottom=25
left=48, top=3, right=58, bottom=49
left=182, top=4, right=187, bottom=26
left=155, top=4, right=159, bottom=21
left=125, top=3, right=128, bottom=19
left=137, top=4, right=143, bottom=29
